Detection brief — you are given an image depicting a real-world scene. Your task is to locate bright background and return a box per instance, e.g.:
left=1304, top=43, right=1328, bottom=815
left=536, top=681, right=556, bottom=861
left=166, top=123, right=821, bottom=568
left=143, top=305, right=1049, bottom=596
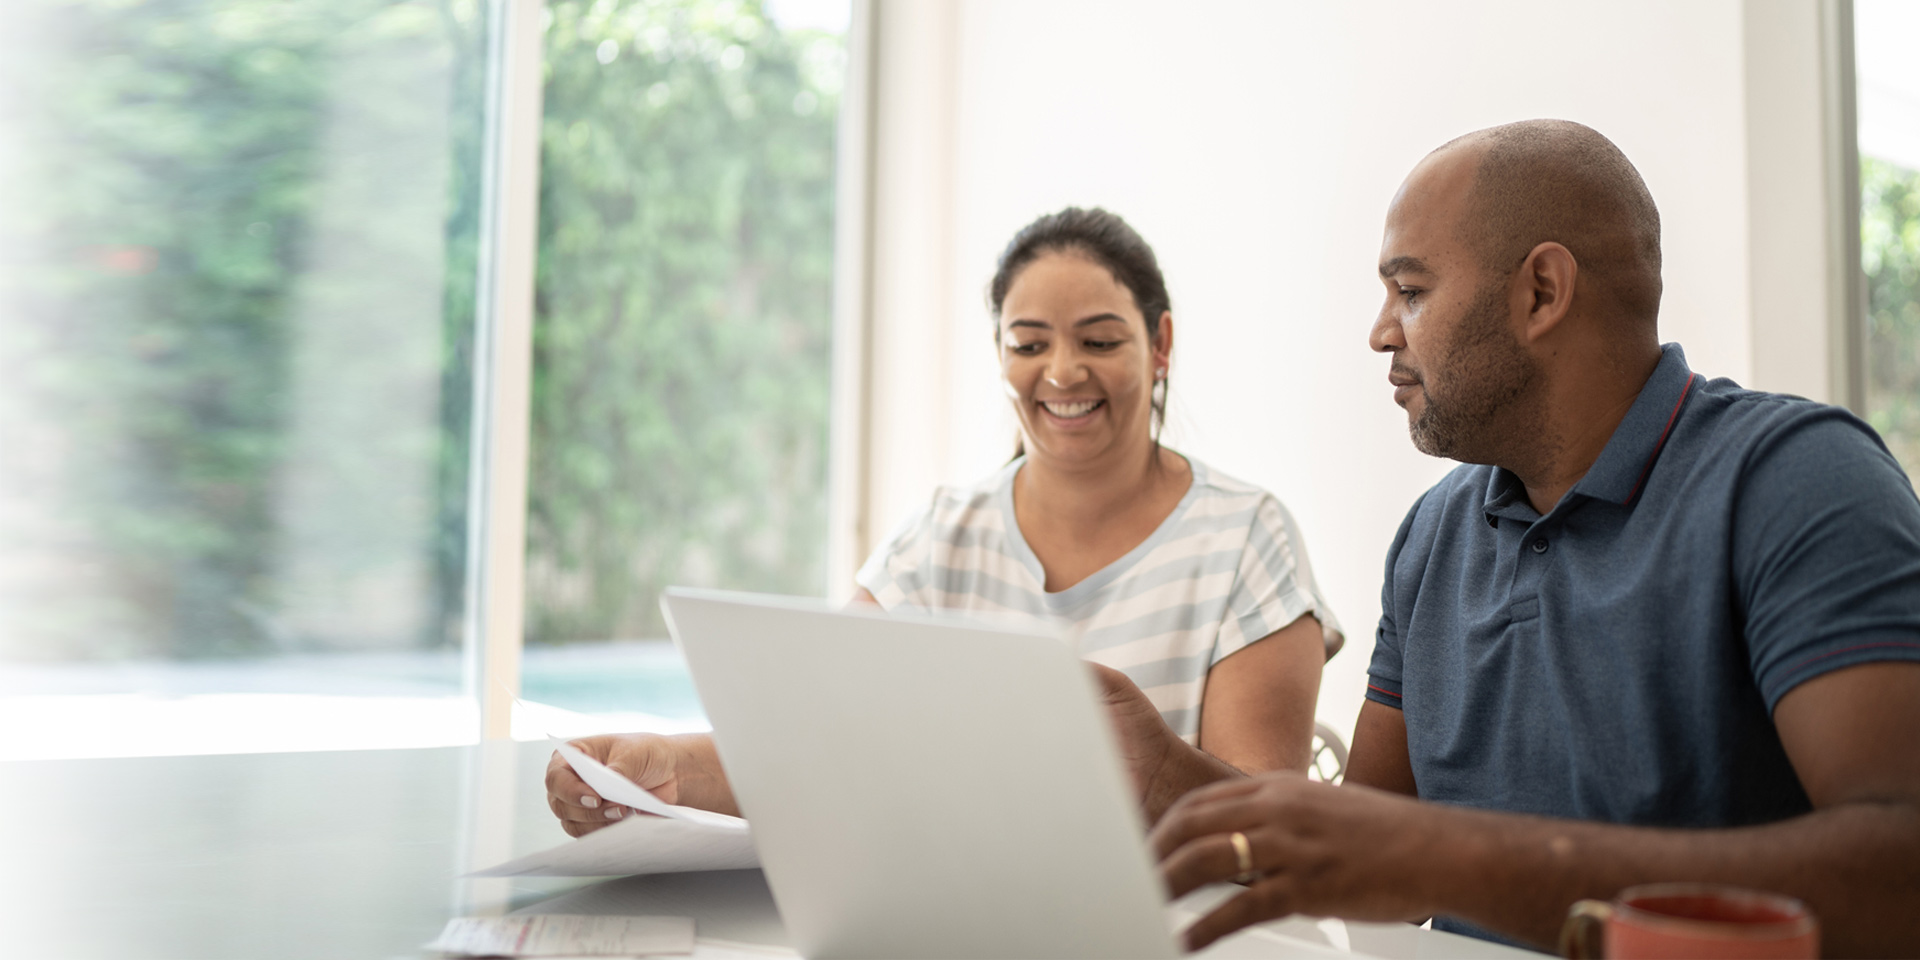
left=859, top=0, right=1875, bottom=740
left=2, top=0, right=1915, bottom=758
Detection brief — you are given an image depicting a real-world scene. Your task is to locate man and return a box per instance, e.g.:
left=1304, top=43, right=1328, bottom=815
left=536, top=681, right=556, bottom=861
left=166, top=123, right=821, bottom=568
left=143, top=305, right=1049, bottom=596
left=1146, top=121, right=1920, bottom=956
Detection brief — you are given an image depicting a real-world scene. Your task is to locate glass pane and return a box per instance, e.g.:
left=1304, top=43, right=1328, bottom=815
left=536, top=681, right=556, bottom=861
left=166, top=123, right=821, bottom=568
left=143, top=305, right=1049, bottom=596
left=522, top=0, right=848, bottom=733
left=1857, top=0, right=1920, bottom=476
left=0, top=0, right=492, bottom=758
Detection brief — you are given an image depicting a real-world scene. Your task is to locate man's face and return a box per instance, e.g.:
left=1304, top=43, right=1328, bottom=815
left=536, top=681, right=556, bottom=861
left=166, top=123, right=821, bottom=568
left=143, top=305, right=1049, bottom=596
left=1370, top=149, right=1537, bottom=463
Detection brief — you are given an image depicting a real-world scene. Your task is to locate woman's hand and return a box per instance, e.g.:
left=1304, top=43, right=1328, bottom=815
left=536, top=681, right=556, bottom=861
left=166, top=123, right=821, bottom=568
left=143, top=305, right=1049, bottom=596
left=545, top=732, right=731, bottom=837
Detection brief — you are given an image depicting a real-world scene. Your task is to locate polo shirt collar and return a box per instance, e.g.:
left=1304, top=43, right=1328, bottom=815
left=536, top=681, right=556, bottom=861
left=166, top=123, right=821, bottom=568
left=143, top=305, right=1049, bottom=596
left=1571, top=343, right=1698, bottom=506
left=1481, top=343, right=1699, bottom=520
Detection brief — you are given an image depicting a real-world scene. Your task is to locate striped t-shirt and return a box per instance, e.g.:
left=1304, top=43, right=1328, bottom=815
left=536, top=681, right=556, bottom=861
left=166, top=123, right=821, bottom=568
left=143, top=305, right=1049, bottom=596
left=855, top=455, right=1342, bottom=742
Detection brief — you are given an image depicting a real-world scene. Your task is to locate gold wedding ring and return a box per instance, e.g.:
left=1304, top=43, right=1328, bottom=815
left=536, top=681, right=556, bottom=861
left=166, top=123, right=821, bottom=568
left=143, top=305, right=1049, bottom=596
left=1229, top=830, right=1257, bottom=883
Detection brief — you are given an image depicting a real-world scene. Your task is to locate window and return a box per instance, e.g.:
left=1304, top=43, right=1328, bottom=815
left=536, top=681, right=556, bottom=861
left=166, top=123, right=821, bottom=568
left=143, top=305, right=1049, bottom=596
left=0, top=0, right=857, bottom=758
left=1856, top=0, right=1920, bottom=476
left=0, top=0, right=493, bottom=758
left=518, top=0, right=851, bottom=734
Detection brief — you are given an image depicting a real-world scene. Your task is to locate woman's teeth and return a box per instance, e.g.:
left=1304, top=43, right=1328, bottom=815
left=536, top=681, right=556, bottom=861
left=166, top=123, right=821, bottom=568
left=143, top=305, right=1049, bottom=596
left=1041, top=399, right=1103, bottom=418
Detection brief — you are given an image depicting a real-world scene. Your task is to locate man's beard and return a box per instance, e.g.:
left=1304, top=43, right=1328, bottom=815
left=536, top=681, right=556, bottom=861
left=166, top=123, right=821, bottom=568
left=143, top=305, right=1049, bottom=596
left=1407, top=280, right=1538, bottom=462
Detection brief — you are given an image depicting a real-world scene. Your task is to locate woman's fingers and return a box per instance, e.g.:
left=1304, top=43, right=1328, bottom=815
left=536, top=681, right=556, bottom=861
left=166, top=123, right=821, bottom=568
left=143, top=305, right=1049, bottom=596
left=545, top=750, right=599, bottom=805
left=547, top=790, right=633, bottom=822
left=545, top=747, right=639, bottom=831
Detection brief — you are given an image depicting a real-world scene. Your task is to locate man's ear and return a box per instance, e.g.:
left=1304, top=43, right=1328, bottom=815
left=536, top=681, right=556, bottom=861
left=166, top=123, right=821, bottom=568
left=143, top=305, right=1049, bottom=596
left=1518, top=241, right=1577, bottom=343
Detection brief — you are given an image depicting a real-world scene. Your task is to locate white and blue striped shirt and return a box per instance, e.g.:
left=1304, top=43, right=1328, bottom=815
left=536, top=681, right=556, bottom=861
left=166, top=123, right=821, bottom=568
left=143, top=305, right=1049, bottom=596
left=856, top=455, right=1342, bottom=742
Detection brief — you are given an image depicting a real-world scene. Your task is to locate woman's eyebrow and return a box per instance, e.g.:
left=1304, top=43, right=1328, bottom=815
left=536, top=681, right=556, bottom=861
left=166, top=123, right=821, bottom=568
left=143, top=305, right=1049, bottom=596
left=1006, top=313, right=1127, bottom=330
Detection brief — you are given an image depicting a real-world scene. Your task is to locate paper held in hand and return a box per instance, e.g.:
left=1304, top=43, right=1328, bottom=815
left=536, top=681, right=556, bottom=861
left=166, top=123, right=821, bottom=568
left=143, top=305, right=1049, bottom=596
left=547, top=738, right=748, bottom=829
left=468, top=739, right=759, bottom=878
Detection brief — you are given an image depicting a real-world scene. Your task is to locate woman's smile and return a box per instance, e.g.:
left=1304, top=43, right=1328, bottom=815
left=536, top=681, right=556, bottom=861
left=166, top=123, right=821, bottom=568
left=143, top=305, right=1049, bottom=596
left=1040, top=398, right=1105, bottom=424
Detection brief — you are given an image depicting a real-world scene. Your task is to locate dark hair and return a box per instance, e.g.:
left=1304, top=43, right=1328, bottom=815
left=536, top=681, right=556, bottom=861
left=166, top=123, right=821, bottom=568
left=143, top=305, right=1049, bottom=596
left=987, top=207, right=1172, bottom=458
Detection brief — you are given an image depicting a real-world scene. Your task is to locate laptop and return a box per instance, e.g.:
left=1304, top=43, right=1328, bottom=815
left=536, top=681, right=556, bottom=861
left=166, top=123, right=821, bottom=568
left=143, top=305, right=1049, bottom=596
left=660, top=587, right=1181, bottom=959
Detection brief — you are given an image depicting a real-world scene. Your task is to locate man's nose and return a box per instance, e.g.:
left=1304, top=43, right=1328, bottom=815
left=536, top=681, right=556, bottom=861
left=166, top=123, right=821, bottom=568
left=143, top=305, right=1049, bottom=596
left=1369, top=309, right=1403, bottom=354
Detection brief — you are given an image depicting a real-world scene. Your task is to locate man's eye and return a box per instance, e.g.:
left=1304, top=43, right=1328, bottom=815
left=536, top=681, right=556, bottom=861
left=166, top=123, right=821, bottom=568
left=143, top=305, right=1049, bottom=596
left=1399, top=287, right=1421, bottom=303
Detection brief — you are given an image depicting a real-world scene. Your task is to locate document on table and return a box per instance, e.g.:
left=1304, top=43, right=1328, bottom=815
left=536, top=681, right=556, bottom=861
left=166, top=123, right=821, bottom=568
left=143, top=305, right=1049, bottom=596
left=469, top=739, right=759, bottom=878
left=426, top=914, right=694, bottom=957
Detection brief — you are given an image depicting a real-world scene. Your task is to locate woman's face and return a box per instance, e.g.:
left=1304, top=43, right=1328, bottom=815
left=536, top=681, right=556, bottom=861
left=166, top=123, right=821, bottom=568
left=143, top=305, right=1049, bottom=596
left=998, top=251, right=1171, bottom=467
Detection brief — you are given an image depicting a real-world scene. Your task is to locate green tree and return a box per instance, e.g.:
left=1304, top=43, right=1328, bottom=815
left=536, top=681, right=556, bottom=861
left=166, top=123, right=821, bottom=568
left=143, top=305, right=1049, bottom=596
left=527, top=0, right=842, bottom=643
left=1863, top=155, right=1920, bottom=478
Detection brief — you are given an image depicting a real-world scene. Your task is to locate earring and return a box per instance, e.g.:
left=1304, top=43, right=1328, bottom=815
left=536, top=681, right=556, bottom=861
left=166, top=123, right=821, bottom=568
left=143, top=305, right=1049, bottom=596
left=1153, top=367, right=1166, bottom=381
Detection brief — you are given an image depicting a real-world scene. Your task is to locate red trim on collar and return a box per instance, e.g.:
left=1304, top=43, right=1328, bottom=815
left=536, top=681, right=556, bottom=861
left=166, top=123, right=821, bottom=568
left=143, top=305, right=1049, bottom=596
left=1622, top=374, right=1699, bottom=505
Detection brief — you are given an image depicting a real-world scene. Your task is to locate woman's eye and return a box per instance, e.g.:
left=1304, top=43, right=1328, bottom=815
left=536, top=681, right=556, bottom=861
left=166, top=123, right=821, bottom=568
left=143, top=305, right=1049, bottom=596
left=1083, top=339, right=1122, bottom=350
left=1009, top=342, right=1044, bottom=355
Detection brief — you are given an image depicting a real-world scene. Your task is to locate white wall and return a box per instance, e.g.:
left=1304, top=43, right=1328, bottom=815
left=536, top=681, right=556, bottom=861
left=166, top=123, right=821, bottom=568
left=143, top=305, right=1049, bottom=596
left=861, top=0, right=1836, bottom=744
left=1855, top=0, right=1920, bottom=170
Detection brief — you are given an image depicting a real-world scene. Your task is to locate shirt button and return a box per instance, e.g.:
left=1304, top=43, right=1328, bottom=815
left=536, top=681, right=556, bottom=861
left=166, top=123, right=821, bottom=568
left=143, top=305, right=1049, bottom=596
left=1531, top=538, right=1549, bottom=554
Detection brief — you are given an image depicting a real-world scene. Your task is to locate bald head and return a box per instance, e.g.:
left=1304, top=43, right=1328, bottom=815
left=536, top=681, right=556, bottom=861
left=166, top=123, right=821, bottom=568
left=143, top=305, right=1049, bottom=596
left=1435, top=120, right=1663, bottom=327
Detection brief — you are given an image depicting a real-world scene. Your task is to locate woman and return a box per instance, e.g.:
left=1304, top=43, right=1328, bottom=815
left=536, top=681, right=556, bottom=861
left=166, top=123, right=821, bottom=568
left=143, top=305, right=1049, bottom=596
left=547, top=207, right=1340, bottom=836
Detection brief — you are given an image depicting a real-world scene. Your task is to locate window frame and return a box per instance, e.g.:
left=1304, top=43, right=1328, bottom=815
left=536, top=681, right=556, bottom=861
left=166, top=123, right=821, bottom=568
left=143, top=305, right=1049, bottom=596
left=1828, top=0, right=1865, bottom=414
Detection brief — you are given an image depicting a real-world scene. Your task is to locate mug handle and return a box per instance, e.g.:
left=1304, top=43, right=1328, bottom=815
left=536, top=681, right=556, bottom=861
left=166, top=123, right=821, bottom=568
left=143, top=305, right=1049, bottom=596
left=1560, top=899, right=1614, bottom=959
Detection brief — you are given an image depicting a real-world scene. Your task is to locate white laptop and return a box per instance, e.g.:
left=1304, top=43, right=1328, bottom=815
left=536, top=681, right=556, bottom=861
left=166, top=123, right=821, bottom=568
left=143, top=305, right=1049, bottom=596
left=659, top=587, right=1180, bottom=960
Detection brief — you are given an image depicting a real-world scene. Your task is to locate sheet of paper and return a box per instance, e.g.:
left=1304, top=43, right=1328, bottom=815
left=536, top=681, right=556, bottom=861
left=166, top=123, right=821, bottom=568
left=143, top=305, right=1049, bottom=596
left=471, top=806, right=759, bottom=877
left=511, top=866, right=786, bottom=947
left=425, top=914, right=694, bottom=957
left=549, top=737, right=745, bottom=830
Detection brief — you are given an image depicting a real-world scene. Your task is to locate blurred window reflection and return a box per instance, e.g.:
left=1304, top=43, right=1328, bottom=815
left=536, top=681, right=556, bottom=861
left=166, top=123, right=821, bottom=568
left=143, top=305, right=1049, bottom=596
left=0, top=0, right=493, bottom=758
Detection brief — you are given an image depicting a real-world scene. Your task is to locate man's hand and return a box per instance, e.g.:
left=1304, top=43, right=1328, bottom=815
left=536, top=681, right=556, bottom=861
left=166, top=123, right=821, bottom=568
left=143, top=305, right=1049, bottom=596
left=1087, top=662, right=1242, bottom=823
left=1088, top=663, right=1177, bottom=794
left=1150, top=773, right=1440, bottom=950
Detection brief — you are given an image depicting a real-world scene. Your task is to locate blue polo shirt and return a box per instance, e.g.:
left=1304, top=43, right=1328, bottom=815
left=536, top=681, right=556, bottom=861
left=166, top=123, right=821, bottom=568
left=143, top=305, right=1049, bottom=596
left=1366, top=344, right=1920, bottom=939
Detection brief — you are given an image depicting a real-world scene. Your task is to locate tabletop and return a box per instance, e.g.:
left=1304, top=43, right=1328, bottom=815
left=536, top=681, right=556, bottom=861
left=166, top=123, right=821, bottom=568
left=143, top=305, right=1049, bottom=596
left=0, top=740, right=1540, bottom=959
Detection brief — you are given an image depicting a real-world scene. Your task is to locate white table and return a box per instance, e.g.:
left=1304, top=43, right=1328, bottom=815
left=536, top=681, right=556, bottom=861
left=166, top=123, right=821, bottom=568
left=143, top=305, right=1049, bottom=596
left=0, top=740, right=1540, bottom=958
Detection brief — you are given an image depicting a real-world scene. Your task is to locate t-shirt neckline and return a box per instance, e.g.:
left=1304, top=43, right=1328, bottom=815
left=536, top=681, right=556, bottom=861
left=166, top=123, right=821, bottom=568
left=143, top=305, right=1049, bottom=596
left=996, top=453, right=1204, bottom=613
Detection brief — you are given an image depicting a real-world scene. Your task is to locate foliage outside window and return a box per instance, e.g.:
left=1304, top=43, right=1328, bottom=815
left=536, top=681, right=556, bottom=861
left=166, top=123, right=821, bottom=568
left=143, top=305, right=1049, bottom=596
left=526, top=0, right=844, bottom=645
left=1862, top=158, right=1920, bottom=478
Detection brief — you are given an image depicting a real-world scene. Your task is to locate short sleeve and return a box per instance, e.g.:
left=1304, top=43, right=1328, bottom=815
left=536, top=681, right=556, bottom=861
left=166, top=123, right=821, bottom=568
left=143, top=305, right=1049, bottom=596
left=1366, top=493, right=1428, bottom=711
left=1215, top=495, right=1344, bottom=664
left=854, top=503, right=936, bottom=611
left=1732, top=411, right=1920, bottom=710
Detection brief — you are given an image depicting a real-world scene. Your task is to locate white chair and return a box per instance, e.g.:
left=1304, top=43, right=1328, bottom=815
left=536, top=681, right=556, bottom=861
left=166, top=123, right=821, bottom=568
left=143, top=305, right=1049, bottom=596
left=1309, top=721, right=1349, bottom=784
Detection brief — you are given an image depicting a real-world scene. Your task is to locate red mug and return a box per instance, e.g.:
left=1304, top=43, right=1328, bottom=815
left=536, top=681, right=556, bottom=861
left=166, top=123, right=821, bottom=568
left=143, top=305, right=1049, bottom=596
left=1559, top=883, right=1819, bottom=959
